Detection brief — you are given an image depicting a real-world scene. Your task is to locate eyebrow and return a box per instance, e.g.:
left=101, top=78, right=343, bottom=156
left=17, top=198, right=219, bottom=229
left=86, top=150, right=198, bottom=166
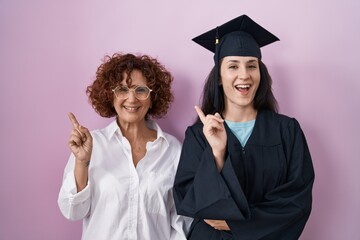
left=226, top=59, right=258, bottom=63
left=120, top=84, right=142, bottom=89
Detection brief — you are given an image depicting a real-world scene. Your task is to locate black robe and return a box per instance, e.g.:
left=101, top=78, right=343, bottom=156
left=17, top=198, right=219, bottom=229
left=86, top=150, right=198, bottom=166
left=173, top=110, right=315, bottom=240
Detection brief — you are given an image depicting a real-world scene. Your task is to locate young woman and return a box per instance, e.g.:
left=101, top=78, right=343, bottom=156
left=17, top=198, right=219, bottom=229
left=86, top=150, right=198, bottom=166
left=173, top=15, right=314, bottom=240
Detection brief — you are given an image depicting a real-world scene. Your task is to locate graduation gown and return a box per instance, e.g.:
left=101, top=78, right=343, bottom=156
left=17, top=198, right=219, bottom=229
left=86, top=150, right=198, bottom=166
left=173, top=110, right=314, bottom=240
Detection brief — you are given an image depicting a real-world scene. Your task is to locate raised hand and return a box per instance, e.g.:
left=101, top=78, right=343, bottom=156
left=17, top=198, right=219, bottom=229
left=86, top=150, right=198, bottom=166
left=68, top=112, right=93, bottom=167
left=194, top=106, right=227, bottom=171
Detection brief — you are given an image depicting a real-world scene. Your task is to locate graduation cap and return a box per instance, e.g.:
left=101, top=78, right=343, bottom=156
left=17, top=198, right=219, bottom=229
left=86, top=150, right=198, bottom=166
left=192, top=14, right=279, bottom=110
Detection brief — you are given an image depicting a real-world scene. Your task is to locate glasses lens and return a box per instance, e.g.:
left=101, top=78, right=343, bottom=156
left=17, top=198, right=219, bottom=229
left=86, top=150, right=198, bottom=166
left=114, top=85, right=151, bottom=100
left=135, top=86, right=151, bottom=100
left=115, top=86, right=129, bottom=99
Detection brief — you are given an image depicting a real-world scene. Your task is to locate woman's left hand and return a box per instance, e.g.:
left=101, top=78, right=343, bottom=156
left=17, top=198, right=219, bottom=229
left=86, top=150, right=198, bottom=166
left=204, top=219, right=230, bottom=231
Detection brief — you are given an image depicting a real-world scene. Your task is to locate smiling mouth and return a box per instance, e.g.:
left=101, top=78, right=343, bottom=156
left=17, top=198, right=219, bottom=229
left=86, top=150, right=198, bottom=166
left=235, top=84, right=251, bottom=92
left=123, top=106, right=140, bottom=111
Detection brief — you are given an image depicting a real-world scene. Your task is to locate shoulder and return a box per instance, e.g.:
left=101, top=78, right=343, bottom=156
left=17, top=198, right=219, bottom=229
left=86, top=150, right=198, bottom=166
left=162, top=131, right=182, bottom=150
left=274, top=112, right=302, bottom=131
left=186, top=121, right=203, bottom=134
left=89, top=120, right=118, bottom=141
left=184, top=121, right=204, bottom=138
left=152, top=121, right=182, bottom=151
left=251, top=110, right=303, bottom=145
left=262, top=111, right=304, bottom=141
left=260, top=109, right=290, bottom=121
left=182, top=121, right=208, bottom=148
left=259, top=110, right=299, bottom=128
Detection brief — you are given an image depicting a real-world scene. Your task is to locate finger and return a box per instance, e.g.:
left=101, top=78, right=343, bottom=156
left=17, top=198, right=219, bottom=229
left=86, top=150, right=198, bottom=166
left=74, top=128, right=84, bottom=138
left=79, top=125, right=92, bottom=142
left=204, top=219, right=212, bottom=226
left=69, top=130, right=83, bottom=142
left=69, top=135, right=81, bottom=147
left=204, top=122, right=224, bottom=134
left=194, top=106, right=206, bottom=124
left=71, top=128, right=84, bottom=140
left=204, top=115, right=225, bottom=129
left=205, top=114, right=224, bottom=125
left=68, top=112, right=80, bottom=128
left=204, top=220, right=218, bottom=229
left=68, top=112, right=86, bottom=139
left=204, top=219, right=215, bottom=225
left=204, top=219, right=227, bottom=230
left=214, top=113, right=224, bottom=122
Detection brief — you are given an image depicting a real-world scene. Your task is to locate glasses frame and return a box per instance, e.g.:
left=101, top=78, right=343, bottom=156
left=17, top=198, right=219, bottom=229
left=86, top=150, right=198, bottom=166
left=112, top=85, right=153, bottom=100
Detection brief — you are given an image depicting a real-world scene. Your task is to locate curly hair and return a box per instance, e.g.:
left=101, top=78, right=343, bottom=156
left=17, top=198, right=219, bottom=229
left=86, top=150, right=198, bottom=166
left=86, top=53, right=174, bottom=119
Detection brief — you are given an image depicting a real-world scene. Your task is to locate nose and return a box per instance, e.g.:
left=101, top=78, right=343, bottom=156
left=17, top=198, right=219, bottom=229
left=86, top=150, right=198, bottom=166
left=127, top=89, right=137, bottom=101
left=237, top=65, right=250, bottom=79
left=238, top=67, right=250, bottom=80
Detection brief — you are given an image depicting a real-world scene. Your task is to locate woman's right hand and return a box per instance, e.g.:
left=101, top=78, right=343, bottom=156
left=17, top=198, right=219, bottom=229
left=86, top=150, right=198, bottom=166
left=68, top=112, right=93, bottom=167
left=194, top=106, right=227, bottom=171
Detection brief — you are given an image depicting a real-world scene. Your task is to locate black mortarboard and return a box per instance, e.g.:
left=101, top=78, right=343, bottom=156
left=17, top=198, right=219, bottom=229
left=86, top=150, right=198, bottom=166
left=192, top=15, right=279, bottom=110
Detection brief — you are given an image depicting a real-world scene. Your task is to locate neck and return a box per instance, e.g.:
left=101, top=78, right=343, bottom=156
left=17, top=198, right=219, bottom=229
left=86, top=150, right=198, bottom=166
left=223, top=106, right=257, bottom=122
left=117, top=119, right=151, bottom=141
left=117, top=118, right=157, bottom=167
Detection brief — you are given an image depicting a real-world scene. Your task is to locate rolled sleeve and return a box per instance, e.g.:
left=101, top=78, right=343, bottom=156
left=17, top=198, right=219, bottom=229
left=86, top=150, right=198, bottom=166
left=58, top=171, right=91, bottom=220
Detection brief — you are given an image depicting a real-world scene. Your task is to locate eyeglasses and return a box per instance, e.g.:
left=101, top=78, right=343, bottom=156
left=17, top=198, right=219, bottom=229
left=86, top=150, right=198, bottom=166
left=112, top=85, right=153, bottom=100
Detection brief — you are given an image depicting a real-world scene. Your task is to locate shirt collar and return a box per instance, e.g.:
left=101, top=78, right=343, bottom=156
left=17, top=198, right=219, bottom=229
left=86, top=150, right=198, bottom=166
left=104, top=119, right=169, bottom=147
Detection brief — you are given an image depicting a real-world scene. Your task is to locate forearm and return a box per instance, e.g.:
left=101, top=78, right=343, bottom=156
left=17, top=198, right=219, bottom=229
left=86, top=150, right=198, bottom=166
left=175, top=147, right=248, bottom=220
left=74, top=160, right=89, bottom=192
left=58, top=165, right=91, bottom=221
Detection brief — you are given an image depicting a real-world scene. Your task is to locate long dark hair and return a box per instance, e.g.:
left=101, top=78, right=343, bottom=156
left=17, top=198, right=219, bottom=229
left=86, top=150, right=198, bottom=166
left=197, top=60, right=278, bottom=122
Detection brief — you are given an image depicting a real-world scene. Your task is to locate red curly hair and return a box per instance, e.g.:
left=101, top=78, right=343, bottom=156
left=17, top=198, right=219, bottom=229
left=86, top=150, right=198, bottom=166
left=86, top=53, right=174, bottom=119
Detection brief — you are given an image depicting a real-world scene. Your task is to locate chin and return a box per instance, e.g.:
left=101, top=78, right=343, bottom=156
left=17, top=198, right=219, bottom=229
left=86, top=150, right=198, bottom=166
left=123, top=115, right=146, bottom=123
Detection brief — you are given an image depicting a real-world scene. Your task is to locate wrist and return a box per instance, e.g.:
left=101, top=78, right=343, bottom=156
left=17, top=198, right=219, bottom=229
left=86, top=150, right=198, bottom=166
left=213, top=150, right=225, bottom=171
left=75, top=159, right=90, bottom=168
left=74, top=161, right=89, bottom=192
left=213, top=149, right=225, bottom=160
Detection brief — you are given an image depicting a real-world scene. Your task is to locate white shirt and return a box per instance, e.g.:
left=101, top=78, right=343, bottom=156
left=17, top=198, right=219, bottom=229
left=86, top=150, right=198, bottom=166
left=58, top=120, right=191, bottom=240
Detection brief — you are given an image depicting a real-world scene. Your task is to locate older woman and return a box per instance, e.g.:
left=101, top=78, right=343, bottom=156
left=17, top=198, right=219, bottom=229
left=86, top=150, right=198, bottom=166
left=58, top=53, right=190, bottom=240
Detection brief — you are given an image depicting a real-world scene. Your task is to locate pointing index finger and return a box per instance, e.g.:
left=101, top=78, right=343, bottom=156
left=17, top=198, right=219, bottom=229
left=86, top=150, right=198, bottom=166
left=194, top=106, right=206, bottom=124
left=68, top=112, right=80, bottom=128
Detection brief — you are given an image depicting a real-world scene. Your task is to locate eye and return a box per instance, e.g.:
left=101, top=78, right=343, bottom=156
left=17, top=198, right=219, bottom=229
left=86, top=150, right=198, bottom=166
left=119, top=85, right=129, bottom=93
left=248, top=65, right=257, bottom=69
left=135, top=86, right=149, bottom=94
left=228, top=65, right=238, bottom=69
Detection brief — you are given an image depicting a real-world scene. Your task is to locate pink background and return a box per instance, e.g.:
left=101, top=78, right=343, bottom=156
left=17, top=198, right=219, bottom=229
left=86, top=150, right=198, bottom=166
left=1, top=1, right=359, bottom=239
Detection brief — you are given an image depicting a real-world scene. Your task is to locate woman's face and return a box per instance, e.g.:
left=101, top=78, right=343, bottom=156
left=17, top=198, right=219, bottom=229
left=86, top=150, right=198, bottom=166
left=220, top=56, right=260, bottom=112
left=113, top=70, right=152, bottom=125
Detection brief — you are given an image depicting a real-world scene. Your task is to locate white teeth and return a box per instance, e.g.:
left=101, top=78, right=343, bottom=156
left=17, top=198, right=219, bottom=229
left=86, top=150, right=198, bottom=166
left=124, top=106, right=138, bottom=111
left=235, top=84, right=250, bottom=89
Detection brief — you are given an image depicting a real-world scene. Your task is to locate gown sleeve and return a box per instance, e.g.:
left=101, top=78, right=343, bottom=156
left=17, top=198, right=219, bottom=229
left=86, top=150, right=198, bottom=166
left=173, top=124, right=250, bottom=220
left=173, top=118, right=315, bottom=240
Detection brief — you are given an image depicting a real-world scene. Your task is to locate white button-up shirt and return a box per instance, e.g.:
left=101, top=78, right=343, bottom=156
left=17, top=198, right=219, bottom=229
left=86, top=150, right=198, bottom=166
left=58, top=120, right=191, bottom=240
